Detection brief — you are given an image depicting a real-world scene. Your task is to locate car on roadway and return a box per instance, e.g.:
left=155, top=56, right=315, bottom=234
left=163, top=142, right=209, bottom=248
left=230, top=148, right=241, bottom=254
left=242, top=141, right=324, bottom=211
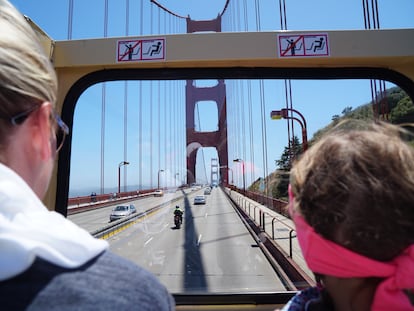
left=109, top=204, right=137, bottom=222
left=194, top=195, right=206, bottom=205
left=154, top=189, right=164, bottom=197
left=204, top=187, right=211, bottom=195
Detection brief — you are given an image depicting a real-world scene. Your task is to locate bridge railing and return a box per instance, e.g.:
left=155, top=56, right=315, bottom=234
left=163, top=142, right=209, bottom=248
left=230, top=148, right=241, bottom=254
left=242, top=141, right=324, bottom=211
left=67, top=189, right=157, bottom=208
left=227, top=185, right=288, bottom=216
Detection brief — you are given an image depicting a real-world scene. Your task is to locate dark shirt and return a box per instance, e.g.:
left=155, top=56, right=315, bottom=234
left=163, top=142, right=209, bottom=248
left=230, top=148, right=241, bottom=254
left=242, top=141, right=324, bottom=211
left=0, top=251, right=175, bottom=310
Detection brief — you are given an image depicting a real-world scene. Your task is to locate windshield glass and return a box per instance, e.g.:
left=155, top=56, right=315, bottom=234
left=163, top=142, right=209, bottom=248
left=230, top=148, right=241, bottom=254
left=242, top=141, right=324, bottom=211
left=114, top=206, right=128, bottom=211
left=67, top=77, right=413, bottom=294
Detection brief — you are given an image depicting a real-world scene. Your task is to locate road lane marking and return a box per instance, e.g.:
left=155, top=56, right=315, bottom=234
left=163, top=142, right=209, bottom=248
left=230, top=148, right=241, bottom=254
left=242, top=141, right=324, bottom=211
left=144, top=237, right=153, bottom=247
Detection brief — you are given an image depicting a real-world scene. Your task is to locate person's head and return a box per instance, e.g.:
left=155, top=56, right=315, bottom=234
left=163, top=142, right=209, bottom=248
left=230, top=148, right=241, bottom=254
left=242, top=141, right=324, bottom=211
left=289, top=119, right=414, bottom=309
left=0, top=0, right=65, bottom=198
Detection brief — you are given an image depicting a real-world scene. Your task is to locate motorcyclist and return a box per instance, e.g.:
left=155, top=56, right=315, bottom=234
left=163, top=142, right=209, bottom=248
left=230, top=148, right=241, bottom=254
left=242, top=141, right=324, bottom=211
left=174, top=205, right=183, bottom=224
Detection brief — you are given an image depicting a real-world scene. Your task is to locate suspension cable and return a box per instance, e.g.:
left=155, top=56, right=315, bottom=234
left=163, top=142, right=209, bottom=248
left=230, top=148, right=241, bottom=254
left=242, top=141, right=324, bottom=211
left=67, top=0, right=73, bottom=40
left=260, top=80, right=269, bottom=195
left=123, top=0, right=130, bottom=192
left=99, top=0, right=109, bottom=194
left=362, top=0, right=388, bottom=120
left=247, top=80, right=255, bottom=185
left=150, top=0, right=186, bottom=19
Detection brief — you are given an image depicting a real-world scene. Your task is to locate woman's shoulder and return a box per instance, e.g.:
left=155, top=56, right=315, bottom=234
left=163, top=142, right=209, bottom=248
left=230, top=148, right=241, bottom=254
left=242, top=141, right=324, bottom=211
left=21, top=251, right=174, bottom=310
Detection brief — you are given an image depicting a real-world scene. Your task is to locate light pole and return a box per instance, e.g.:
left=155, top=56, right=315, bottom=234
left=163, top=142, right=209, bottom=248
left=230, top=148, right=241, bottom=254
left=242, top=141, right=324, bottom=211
left=118, top=161, right=130, bottom=194
left=271, top=108, right=308, bottom=151
left=157, top=169, right=164, bottom=190
left=233, top=158, right=245, bottom=194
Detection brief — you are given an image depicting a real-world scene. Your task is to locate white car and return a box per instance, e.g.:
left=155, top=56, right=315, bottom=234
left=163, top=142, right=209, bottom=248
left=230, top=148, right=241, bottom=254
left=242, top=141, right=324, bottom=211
left=109, top=204, right=136, bottom=222
left=193, top=195, right=206, bottom=205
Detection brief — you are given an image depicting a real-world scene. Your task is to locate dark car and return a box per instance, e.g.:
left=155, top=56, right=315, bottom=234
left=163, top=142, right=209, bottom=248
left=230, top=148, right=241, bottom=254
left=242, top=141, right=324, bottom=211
left=109, top=204, right=137, bottom=222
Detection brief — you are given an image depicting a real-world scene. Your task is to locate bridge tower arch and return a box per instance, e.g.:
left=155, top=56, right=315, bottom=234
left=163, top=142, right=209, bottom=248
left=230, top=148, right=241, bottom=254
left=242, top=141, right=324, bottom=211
left=186, top=16, right=228, bottom=185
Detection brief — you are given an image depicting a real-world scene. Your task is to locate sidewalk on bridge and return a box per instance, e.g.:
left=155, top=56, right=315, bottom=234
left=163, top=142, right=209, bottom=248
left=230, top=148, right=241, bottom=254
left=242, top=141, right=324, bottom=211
left=227, top=189, right=314, bottom=283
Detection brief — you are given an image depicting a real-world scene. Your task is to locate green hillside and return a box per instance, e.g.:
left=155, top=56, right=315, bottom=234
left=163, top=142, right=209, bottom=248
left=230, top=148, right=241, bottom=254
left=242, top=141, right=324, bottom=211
left=249, top=86, right=414, bottom=200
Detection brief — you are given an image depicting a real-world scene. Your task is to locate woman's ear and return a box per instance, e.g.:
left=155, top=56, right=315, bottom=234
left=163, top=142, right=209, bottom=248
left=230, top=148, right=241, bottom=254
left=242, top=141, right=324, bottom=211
left=28, top=102, right=53, bottom=161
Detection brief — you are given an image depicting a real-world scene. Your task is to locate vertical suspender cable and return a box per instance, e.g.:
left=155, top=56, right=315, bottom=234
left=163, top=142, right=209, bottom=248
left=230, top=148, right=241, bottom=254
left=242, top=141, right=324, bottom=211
left=149, top=3, right=153, bottom=188
left=100, top=0, right=108, bottom=194
left=67, top=0, right=73, bottom=40
left=362, top=0, right=371, bottom=29
left=244, top=0, right=255, bottom=184
left=260, top=80, right=269, bottom=196
left=279, top=0, right=295, bottom=163
left=247, top=80, right=255, bottom=185
left=158, top=80, right=161, bottom=184
left=173, top=82, right=177, bottom=179
left=169, top=80, right=173, bottom=179
left=279, top=0, right=287, bottom=30
left=256, top=0, right=270, bottom=194
left=123, top=0, right=129, bottom=193
left=372, top=0, right=387, bottom=120
left=138, top=0, right=143, bottom=190
left=362, top=0, right=388, bottom=120
left=163, top=12, right=167, bottom=174
left=163, top=80, right=167, bottom=177
left=240, top=81, right=246, bottom=184
left=157, top=9, right=161, bottom=178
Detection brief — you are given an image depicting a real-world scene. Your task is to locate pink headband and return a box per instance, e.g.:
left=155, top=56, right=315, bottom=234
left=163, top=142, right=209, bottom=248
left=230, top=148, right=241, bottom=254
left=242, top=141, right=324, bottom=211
left=288, top=185, right=414, bottom=310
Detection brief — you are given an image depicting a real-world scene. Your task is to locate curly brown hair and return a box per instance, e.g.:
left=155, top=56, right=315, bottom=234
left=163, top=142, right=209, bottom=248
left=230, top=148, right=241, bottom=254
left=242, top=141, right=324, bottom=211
left=290, top=119, right=414, bottom=261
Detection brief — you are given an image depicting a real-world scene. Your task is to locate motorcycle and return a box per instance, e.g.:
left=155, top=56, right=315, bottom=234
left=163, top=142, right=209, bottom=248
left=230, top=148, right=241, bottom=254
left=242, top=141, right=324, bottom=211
left=174, top=214, right=182, bottom=229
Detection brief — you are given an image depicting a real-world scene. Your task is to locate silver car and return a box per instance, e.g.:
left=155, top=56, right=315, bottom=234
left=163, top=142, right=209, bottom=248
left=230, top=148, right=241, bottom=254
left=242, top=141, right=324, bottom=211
left=109, top=204, right=137, bottom=222
left=193, top=195, right=206, bottom=205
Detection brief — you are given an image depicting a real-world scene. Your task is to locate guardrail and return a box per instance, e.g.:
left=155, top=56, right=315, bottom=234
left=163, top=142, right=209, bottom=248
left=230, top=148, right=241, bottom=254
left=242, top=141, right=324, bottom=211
left=91, top=195, right=183, bottom=239
left=68, top=189, right=156, bottom=208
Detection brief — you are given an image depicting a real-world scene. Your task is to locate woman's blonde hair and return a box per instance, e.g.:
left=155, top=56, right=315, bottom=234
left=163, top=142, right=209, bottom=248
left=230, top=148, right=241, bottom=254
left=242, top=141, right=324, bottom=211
left=290, top=119, right=414, bottom=261
left=0, top=0, right=57, bottom=141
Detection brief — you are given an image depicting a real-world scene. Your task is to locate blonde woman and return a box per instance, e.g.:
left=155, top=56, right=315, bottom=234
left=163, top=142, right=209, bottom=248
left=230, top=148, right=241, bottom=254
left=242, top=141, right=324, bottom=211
left=0, top=1, right=174, bottom=309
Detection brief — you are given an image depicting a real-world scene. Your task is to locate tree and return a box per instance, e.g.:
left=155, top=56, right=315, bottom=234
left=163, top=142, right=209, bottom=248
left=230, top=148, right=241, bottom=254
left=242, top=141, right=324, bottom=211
left=332, top=114, right=340, bottom=123
left=390, top=96, right=414, bottom=123
left=341, top=106, right=353, bottom=116
left=275, top=136, right=302, bottom=170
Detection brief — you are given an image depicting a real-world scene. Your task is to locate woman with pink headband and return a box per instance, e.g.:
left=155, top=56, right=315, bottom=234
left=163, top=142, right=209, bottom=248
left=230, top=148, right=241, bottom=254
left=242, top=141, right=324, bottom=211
left=284, top=120, right=414, bottom=311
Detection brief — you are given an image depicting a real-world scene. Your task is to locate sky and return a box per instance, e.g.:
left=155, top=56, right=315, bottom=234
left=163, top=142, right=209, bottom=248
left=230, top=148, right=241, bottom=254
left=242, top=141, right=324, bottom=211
left=9, top=0, right=414, bottom=196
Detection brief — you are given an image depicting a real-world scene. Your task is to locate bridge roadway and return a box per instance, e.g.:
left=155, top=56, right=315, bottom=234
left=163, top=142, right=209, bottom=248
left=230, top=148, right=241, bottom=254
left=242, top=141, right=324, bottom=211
left=68, top=187, right=288, bottom=294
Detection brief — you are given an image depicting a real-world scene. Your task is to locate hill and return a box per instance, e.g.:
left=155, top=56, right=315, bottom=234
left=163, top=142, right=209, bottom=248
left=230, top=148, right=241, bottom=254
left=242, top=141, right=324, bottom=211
left=250, top=86, right=414, bottom=200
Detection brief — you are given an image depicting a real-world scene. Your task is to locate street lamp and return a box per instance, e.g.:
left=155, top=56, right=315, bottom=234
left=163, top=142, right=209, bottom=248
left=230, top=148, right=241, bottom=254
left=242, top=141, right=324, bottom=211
left=118, top=161, right=130, bottom=194
left=271, top=108, right=308, bottom=151
left=233, top=158, right=245, bottom=194
left=157, top=169, right=164, bottom=190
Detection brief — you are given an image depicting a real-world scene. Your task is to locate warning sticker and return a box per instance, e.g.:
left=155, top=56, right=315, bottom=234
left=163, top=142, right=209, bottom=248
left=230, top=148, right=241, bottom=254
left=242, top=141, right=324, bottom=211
left=117, top=38, right=165, bottom=62
left=278, top=33, right=329, bottom=58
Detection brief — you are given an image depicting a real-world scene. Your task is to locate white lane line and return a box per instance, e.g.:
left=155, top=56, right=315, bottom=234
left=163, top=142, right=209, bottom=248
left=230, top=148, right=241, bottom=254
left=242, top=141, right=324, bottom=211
left=204, top=213, right=208, bottom=218
left=197, top=234, right=202, bottom=246
left=144, top=237, right=153, bottom=247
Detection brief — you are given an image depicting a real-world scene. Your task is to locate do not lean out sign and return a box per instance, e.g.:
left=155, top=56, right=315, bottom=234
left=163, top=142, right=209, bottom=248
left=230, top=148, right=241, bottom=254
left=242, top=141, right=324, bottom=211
left=117, top=38, right=165, bottom=62
left=278, top=33, right=329, bottom=57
